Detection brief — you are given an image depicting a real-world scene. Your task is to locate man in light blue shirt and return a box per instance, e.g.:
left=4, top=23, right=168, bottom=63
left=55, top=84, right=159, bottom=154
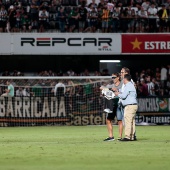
left=115, top=74, right=138, bottom=141
left=1, top=80, right=14, bottom=97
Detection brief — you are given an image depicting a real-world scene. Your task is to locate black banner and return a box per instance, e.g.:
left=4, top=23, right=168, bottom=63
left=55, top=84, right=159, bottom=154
left=0, top=96, right=170, bottom=126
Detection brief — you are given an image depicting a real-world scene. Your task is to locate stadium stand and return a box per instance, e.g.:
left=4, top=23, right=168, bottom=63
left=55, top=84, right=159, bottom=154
left=0, top=65, right=170, bottom=96
left=0, top=0, right=169, bottom=33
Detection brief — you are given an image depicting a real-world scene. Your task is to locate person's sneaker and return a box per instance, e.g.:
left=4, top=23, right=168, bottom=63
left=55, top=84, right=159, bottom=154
left=120, top=138, right=131, bottom=142
left=103, top=137, right=115, bottom=141
left=117, top=137, right=122, bottom=141
left=104, top=109, right=113, bottom=113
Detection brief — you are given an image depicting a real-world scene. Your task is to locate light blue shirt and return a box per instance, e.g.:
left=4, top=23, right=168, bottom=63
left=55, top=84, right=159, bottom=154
left=8, top=84, right=14, bottom=97
left=118, top=81, right=137, bottom=106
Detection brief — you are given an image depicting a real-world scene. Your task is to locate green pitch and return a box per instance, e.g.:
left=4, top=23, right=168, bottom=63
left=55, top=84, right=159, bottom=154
left=0, top=125, right=170, bottom=170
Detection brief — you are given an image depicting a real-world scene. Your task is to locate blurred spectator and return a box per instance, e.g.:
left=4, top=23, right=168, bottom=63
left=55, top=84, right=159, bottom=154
left=12, top=70, right=18, bottom=76
left=94, top=70, right=102, bottom=76
left=67, top=69, right=75, bottom=76
left=146, top=75, right=155, bottom=96
left=0, top=5, right=8, bottom=32
left=164, top=0, right=170, bottom=8
left=89, top=6, right=98, bottom=32
left=138, top=6, right=148, bottom=32
left=1, top=80, right=14, bottom=97
left=157, top=4, right=168, bottom=32
left=8, top=5, right=17, bottom=32
left=38, top=7, right=49, bottom=32
left=147, top=3, right=158, bottom=32
left=83, top=78, right=93, bottom=102
left=102, top=69, right=110, bottom=76
left=21, top=13, right=32, bottom=32
left=68, top=6, right=79, bottom=32
left=16, top=87, right=24, bottom=96
left=141, top=0, right=150, bottom=11
left=30, top=0, right=40, bottom=29
left=167, top=65, right=170, bottom=77
left=23, top=86, right=34, bottom=96
left=101, top=4, right=110, bottom=32
left=98, top=0, right=106, bottom=8
left=165, top=75, right=170, bottom=95
left=2, top=70, right=11, bottom=76
left=81, top=69, right=90, bottom=76
left=107, top=0, right=114, bottom=13
left=160, top=65, right=167, bottom=88
left=155, top=67, right=161, bottom=82
left=58, top=7, right=66, bottom=32
left=88, top=0, right=98, bottom=8
left=78, top=0, right=88, bottom=32
left=111, top=6, right=120, bottom=32
left=127, top=7, right=138, bottom=33
left=138, top=78, right=149, bottom=97
left=54, top=80, right=66, bottom=96
left=134, top=71, right=140, bottom=82
left=65, top=80, right=75, bottom=111
left=32, top=81, right=43, bottom=96
left=119, top=7, right=129, bottom=33
left=152, top=78, right=160, bottom=96
left=48, top=70, right=55, bottom=76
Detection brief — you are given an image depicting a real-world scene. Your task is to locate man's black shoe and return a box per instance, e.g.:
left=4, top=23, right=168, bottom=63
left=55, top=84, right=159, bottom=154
left=120, top=138, right=131, bottom=142
left=117, top=137, right=122, bottom=141
left=134, top=136, right=137, bottom=141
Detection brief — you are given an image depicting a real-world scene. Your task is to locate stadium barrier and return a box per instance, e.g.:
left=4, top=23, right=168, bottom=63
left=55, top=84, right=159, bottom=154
left=0, top=76, right=170, bottom=127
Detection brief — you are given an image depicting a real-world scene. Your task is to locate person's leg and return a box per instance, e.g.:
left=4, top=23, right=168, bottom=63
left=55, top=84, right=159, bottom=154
left=131, top=115, right=136, bottom=140
left=103, top=111, right=115, bottom=141
left=124, top=105, right=138, bottom=140
left=131, top=105, right=138, bottom=140
left=124, top=106, right=134, bottom=139
left=106, top=119, right=113, bottom=138
left=118, top=121, right=123, bottom=139
left=116, top=105, right=123, bottom=139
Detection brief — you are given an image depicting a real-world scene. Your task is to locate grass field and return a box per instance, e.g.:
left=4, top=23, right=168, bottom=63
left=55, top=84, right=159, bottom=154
left=0, top=125, right=170, bottom=170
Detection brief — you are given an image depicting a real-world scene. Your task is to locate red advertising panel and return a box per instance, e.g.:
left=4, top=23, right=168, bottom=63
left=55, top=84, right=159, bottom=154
left=122, top=34, right=170, bottom=54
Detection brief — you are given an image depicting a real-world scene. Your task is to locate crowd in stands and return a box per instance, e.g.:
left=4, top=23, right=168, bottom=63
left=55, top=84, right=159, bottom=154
left=0, top=65, right=170, bottom=97
left=0, top=0, right=170, bottom=33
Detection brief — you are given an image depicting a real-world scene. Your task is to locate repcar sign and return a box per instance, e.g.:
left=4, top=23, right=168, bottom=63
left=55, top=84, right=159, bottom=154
left=13, top=33, right=121, bottom=54
left=21, top=38, right=112, bottom=47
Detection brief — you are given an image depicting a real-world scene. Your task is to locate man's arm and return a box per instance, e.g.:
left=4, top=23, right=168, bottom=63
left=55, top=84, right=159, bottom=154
left=115, top=85, right=130, bottom=99
left=5, top=86, right=11, bottom=93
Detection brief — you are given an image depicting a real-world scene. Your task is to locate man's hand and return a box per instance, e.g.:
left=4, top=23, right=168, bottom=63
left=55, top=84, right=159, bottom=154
left=5, top=89, right=8, bottom=93
left=112, top=87, right=118, bottom=92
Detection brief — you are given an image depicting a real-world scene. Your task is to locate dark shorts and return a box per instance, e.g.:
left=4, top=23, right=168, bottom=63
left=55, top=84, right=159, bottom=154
left=106, top=105, right=117, bottom=120
left=104, top=98, right=118, bottom=120
left=106, top=112, right=116, bottom=120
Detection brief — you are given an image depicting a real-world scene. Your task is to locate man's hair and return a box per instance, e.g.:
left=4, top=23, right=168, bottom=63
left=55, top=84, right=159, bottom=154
left=124, top=74, right=132, bottom=81
left=122, top=67, right=130, bottom=74
left=6, top=80, right=11, bottom=84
